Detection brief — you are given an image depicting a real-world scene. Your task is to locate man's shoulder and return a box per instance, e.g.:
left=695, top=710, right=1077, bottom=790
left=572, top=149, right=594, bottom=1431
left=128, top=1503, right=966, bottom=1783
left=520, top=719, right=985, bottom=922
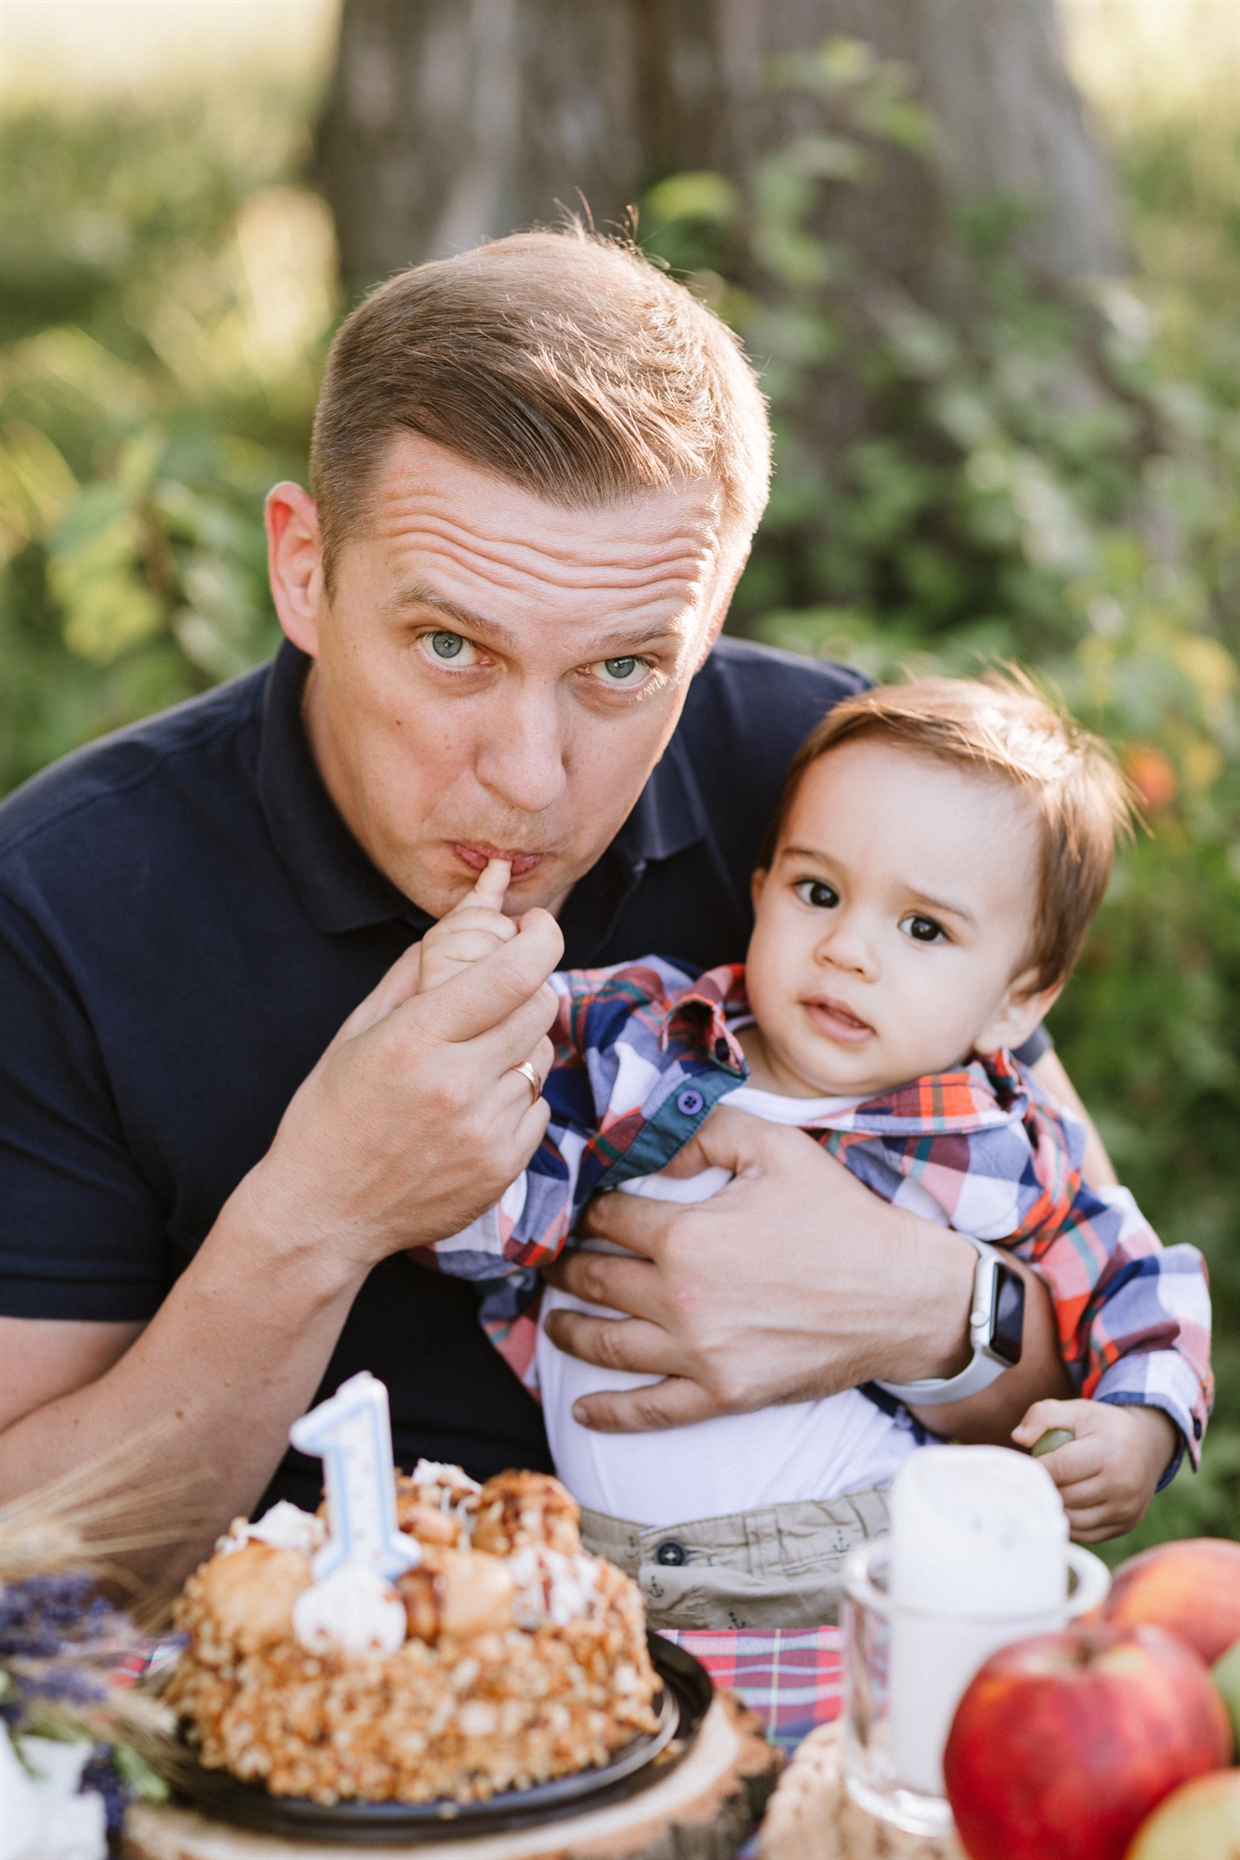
left=681, top=636, right=869, bottom=749
left=0, top=661, right=271, bottom=869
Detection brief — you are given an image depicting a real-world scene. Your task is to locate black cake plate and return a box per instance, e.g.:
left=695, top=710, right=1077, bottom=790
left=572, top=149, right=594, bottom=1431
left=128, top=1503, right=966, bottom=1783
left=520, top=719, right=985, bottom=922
left=161, top=1633, right=713, bottom=1845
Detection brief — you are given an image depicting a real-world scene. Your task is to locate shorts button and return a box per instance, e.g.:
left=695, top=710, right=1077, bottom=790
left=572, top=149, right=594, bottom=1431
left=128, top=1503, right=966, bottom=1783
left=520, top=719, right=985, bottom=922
left=676, top=1088, right=704, bottom=1116
left=655, top=1540, right=688, bottom=1567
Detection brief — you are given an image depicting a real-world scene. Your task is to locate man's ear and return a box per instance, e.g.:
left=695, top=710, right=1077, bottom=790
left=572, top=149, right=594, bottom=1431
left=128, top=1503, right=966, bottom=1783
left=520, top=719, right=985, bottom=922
left=265, top=481, right=325, bottom=657
left=974, top=970, right=1065, bottom=1057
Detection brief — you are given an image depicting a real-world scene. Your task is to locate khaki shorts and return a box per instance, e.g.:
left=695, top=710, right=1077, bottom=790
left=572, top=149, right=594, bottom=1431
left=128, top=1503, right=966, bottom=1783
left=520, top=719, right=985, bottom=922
left=578, top=1486, right=891, bottom=1631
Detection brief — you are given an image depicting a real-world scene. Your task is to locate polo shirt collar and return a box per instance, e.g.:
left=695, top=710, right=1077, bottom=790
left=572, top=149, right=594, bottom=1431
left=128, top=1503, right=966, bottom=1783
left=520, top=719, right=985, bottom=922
left=612, top=727, right=710, bottom=865
left=257, top=638, right=709, bottom=941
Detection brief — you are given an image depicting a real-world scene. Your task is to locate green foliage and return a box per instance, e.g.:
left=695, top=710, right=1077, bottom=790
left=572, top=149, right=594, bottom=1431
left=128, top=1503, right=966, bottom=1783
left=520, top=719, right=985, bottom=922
left=1, top=44, right=1235, bottom=1544
left=643, top=38, right=1239, bottom=1543
left=0, top=91, right=335, bottom=792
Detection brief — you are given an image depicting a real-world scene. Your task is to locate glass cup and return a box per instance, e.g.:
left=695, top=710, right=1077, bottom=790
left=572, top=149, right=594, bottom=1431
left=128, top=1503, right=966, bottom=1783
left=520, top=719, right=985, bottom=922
left=840, top=1533, right=1111, bottom=1837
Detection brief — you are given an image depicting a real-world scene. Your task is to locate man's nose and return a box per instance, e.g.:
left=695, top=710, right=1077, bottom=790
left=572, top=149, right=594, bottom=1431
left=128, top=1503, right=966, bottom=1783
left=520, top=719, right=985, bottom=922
left=474, top=685, right=568, bottom=816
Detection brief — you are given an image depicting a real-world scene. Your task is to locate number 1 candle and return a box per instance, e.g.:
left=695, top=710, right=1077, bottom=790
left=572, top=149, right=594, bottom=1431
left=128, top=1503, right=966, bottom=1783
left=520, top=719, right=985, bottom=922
left=289, top=1370, right=420, bottom=1582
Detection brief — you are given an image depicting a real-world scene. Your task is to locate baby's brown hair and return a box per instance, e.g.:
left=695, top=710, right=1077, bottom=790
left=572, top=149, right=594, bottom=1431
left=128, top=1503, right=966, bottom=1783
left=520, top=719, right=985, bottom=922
left=760, top=674, right=1136, bottom=996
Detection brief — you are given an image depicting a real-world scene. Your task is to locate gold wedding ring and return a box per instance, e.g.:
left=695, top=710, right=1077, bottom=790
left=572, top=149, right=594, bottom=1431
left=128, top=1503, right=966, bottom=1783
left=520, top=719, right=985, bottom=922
left=511, top=1060, right=543, bottom=1104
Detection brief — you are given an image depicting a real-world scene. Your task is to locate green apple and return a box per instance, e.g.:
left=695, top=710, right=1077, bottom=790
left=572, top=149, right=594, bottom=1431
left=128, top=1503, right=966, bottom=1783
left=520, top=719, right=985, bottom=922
left=1211, top=1638, right=1240, bottom=1757
left=1124, top=1769, right=1240, bottom=1859
left=1032, top=1428, right=1074, bottom=1457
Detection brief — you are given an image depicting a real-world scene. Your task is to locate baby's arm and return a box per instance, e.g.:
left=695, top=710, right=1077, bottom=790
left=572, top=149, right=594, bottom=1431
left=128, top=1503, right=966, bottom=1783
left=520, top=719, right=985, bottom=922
left=418, top=859, right=515, bottom=993
left=958, top=1081, right=1211, bottom=1536
left=1011, top=1398, right=1178, bottom=1541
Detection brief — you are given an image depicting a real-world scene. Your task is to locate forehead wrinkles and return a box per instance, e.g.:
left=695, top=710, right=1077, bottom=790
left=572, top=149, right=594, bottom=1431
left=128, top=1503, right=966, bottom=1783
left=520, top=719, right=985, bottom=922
left=370, top=482, right=720, bottom=601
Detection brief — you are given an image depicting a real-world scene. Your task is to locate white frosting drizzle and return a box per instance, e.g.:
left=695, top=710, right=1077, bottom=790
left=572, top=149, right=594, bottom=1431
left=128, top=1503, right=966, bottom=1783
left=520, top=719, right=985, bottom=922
left=410, top=1460, right=481, bottom=1494
left=292, top=1563, right=407, bottom=1657
left=216, top=1500, right=327, bottom=1558
left=507, top=1545, right=599, bottom=1628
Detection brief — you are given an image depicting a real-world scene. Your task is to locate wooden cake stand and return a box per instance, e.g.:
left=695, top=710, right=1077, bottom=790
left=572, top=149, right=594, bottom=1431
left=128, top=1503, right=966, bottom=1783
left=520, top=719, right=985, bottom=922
left=123, top=1691, right=781, bottom=1860
left=759, top=1724, right=964, bottom=1860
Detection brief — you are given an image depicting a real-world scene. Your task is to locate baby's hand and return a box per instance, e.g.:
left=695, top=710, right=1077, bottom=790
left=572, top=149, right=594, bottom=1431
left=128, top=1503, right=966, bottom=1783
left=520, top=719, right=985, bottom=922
left=1012, top=1398, right=1179, bottom=1542
left=417, top=860, right=516, bottom=993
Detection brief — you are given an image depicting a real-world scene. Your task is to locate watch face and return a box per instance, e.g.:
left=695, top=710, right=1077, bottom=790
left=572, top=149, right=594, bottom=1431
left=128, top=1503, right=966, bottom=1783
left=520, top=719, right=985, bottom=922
left=991, top=1264, right=1025, bottom=1365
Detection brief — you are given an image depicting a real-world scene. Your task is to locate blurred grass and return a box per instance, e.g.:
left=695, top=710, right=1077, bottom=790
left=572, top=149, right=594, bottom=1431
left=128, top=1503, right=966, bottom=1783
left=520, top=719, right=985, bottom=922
left=0, top=41, right=1235, bottom=1549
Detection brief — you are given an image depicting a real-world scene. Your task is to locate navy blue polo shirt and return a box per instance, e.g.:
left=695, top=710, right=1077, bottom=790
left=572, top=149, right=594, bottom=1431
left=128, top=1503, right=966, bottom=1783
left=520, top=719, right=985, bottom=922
left=0, top=638, right=871, bottom=1506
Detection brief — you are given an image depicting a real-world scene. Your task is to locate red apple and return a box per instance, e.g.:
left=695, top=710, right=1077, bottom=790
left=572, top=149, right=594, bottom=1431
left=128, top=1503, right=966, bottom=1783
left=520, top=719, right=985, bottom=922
left=1105, top=1538, right=1240, bottom=1666
left=1124, top=1769, right=1240, bottom=1860
left=943, top=1624, right=1231, bottom=1860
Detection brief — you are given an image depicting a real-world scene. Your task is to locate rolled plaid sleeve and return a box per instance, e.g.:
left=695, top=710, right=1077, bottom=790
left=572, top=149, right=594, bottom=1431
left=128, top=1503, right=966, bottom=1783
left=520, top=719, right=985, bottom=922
left=409, top=955, right=740, bottom=1389
left=846, top=1064, right=1215, bottom=1480
left=1019, top=1177, right=1212, bottom=1477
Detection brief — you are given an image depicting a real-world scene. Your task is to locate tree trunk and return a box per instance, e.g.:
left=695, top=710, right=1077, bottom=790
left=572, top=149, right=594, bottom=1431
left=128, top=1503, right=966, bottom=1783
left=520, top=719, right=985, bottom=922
left=314, top=0, right=1121, bottom=298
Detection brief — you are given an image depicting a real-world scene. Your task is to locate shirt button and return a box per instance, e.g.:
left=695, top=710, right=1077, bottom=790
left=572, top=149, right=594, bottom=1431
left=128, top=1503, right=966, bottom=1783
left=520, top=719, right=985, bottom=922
left=654, top=1540, right=688, bottom=1567
left=676, top=1088, right=704, bottom=1116
left=714, top=1038, right=730, bottom=1062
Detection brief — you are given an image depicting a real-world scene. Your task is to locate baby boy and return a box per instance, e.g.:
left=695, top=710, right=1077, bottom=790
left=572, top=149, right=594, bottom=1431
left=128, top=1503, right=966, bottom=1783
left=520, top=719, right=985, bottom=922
left=409, top=677, right=1212, bottom=1625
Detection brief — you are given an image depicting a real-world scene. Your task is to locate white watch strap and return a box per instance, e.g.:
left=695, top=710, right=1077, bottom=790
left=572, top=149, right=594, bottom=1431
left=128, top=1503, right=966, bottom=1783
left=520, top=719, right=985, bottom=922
left=875, top=1237, right=1010, bottom=1408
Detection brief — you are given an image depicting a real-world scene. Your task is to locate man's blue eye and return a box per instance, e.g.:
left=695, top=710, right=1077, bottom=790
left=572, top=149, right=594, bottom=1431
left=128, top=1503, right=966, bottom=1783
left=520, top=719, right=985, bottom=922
left=602, top=657, right=638, bottom=680
left=796, top=880, right=838, bottom=909
left=430, top=631, right=464, bottom=660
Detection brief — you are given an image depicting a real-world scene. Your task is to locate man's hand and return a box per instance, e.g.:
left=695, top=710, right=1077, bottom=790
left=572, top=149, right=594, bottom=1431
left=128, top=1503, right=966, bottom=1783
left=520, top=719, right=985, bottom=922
left=418, top=859, right=516, bottom=993
left=542, top=1105, right=979, bottom=1431
left=0, top=909, right=565, bottom=1583
left=238, top=897, right=563, bottom=1281
left=1012, top=1399, right=1178, bottom=1541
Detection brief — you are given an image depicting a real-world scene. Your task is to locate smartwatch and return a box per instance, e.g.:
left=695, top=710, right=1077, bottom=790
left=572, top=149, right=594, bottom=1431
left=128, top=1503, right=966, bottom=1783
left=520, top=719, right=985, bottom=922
left=876, top=1236, right=1025, bottom=1407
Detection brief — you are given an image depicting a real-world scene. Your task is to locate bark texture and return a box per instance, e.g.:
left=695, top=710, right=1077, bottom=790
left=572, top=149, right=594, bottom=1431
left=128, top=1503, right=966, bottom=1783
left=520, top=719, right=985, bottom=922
left=314, top=0, right=1121, bottom=296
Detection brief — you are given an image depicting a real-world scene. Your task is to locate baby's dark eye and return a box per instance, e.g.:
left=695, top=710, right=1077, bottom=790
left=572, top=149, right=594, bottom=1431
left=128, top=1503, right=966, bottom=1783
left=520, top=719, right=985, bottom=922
left=794, top=879, right=839, bottom=910
left=900, top=913, right=945, bottom=944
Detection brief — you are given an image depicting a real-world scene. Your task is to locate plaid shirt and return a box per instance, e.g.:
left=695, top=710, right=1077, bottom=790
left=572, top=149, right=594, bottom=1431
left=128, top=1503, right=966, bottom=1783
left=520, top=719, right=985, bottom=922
left=411, top=959, right=1212, bottom=1475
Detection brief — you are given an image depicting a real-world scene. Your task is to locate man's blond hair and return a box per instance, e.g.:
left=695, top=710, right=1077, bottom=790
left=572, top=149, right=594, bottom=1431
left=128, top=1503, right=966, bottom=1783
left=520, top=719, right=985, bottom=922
left=761, top=675, right=1136, bottom=996
left=310, top=229, right=771, bottom=589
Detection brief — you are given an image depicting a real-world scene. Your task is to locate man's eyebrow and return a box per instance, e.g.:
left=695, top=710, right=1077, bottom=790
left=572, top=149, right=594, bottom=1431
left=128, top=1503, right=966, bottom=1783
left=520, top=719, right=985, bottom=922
left=390, top=583, right=513, bottom=643
left=389, top=582, right=685, bottom=656
left=778, top=845, right=977, bottom=926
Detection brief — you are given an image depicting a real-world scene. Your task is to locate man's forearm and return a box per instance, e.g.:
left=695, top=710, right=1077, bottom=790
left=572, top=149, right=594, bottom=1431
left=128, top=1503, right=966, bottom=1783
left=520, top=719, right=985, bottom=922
left=1, top=905, right=565, bottom=1582
left=548, top=1114, right=1077, bottom=1433
left=0, top=1183, right=365, bottom=1586
left=906, top=1255, right=1074, bottom=1443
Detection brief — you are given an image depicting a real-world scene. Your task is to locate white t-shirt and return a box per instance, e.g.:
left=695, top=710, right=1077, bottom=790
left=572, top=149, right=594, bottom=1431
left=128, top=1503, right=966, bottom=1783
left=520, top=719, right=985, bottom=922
left=535, top=1082, right=917, bottom=1526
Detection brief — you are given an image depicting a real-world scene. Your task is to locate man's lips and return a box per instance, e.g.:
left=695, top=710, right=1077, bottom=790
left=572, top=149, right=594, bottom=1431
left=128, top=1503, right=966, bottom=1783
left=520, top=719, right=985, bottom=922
left=450, top=842, right=547, bottom=878
left=803, top=996, right=875, bottom=1045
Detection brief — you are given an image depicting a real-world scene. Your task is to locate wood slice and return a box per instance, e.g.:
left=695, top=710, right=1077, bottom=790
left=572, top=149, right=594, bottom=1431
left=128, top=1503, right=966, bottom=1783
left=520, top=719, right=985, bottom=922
left=123, top=1691, right=780, bottom=1860
left=759, top=1723, right=964, bottom=1860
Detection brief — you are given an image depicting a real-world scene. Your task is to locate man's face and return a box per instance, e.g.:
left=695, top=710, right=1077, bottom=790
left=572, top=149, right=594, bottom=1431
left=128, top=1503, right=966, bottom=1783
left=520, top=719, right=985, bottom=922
left=272, top=435, right=733, bottom=918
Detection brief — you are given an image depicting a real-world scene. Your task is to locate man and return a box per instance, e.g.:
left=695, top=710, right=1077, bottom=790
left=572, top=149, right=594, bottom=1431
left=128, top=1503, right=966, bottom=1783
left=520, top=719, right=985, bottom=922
left=0, top=231, right=1092, bottom=1582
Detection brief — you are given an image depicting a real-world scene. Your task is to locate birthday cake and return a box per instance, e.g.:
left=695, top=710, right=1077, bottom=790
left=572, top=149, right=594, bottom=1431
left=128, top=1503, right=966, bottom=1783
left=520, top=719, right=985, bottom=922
left=166, top=1381, right=660, bottom=1807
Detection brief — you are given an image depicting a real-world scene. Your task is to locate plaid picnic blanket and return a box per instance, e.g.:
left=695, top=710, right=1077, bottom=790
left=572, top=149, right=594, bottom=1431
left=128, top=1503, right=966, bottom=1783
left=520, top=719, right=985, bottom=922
left=658, top=1625, right=843, bottom=1753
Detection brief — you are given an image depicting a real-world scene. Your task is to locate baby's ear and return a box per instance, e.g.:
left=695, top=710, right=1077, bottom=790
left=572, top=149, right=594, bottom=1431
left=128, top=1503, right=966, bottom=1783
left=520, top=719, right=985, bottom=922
left=750, top=867, right=769, bottom=911
left=974, top=969, right=1064, bottom=1057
